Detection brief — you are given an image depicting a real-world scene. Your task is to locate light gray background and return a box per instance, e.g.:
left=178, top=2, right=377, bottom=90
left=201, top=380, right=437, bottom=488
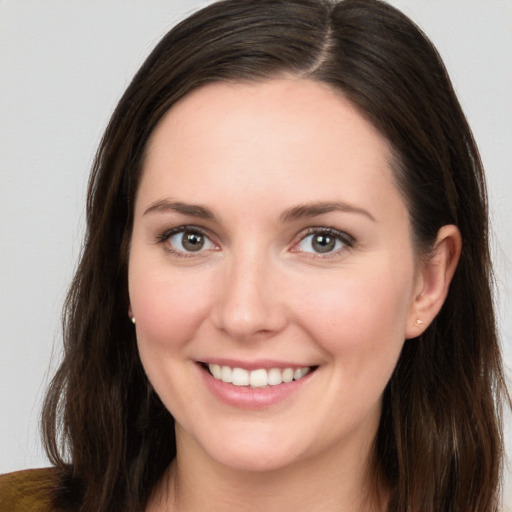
left=1, top=0, right=511, bottom=505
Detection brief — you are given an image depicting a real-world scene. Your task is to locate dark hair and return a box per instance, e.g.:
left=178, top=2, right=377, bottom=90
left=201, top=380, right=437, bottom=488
left=42, top=0, right=508, bottom=511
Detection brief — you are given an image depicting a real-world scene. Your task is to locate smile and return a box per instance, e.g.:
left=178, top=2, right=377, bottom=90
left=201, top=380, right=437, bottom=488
left=207, top=364, right=313, bottom=388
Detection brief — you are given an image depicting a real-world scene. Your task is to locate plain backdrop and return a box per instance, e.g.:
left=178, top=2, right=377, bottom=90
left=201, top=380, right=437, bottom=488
left=1, top=0, right=511, bottom=506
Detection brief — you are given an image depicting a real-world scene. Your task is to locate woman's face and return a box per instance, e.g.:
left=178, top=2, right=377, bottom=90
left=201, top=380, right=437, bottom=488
left=128, top=79, right=423, bottom=473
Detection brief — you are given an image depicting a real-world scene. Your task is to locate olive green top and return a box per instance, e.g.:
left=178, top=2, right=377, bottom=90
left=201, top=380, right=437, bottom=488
left=0, top=468, right=58, bottom=512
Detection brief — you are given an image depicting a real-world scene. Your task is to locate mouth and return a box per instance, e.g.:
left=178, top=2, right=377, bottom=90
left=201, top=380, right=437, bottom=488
left=200, top=363, right=317, bottom=389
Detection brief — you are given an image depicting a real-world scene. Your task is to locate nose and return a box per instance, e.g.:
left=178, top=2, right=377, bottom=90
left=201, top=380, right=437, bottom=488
left=212, top=250, right=288, bottom=340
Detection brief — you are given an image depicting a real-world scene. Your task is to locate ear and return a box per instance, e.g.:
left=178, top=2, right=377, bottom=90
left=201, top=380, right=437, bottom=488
left=405, top=225, right=462, bottom=339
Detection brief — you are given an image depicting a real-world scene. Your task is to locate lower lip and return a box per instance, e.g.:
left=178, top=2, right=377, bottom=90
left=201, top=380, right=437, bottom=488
left=200, top=365, right=314, bottom=410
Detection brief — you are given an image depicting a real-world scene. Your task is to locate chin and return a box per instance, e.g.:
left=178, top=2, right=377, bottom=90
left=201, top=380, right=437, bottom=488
left=208, top=444, right=300, bottom=473
left=184, top=423, right=307, bottom=473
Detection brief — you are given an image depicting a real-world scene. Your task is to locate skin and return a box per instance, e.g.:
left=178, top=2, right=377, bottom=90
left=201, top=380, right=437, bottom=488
left=128, top=78, right=461, bottom=511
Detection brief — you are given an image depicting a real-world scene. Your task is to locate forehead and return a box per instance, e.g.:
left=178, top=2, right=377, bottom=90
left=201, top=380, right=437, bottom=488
left=137, top=78, right=405, bottom=224
left=145, top=77, right=391, bottom=166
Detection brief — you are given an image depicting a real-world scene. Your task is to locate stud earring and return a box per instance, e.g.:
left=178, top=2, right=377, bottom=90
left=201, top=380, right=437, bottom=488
left=131, top=317, right=136, bottom=325
left=415, top=319, right=423, bottom=327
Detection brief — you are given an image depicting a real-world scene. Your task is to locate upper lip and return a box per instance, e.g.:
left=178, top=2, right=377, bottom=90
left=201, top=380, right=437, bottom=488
left=197, top=358, right=316, bottom=371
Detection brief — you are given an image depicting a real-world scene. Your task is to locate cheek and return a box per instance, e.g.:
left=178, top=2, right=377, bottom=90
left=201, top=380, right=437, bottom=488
left=129, top=265, right=215, bottom=412
left=297, top=268, right=413, bottom=427
left=294, top=264, right=413, bottom=361
left=129, top=263, right=213, bottom=352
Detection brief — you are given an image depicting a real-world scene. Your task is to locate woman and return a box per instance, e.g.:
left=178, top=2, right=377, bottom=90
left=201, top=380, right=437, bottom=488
left=0, top=0, right=507, bottom=511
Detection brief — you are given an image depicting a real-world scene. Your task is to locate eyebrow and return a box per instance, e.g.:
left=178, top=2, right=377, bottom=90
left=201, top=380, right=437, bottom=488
left=143, top=199, right=216, bottom=219
left=280, top=201, right=376, bottom=223
left=143, top=199, right=375, bottom=223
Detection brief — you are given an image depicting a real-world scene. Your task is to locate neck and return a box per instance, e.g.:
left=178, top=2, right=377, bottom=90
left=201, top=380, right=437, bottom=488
left=148, top=427, right=387, bottom=512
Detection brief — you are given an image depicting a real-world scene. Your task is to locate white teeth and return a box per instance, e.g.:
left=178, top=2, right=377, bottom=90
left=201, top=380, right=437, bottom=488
left=249, top=369, right=267, bottom=388
left=294, top=367, right=308, bottom=379
left=267, top=368, right=283, bottom=386
left=208, top=364, right=311, bottom=387
left=221, top=365, right=232, bottom=383
left=232, top=367, right=250, bottom=386
left=210, top=364, right=221, bottom=379
left=282, top=368, right=294, bottom=383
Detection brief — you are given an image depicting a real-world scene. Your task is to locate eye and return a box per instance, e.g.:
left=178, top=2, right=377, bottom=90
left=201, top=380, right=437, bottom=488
left=294, top=228, right=353, bottom=256
left=160, top=227, right=217, bottom=255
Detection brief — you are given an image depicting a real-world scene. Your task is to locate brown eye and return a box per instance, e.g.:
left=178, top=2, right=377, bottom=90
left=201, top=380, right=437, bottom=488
left=294, top=228, right=353, bottom=256
left=181, top=231, right=205, bottom=251
left=311, top=234, right=336, bottom=253
left=165, top=228, right=215, bottom=254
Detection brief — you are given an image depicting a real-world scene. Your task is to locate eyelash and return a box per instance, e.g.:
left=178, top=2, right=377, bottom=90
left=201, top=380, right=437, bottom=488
left=156, top=225, right=218, bottom=259
left=291, top=227, right=354, bottom=258
left=155, top=225, right=355, bottom=259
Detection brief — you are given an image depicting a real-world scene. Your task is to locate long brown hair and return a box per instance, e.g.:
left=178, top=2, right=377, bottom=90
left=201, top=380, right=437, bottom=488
left=42, top=1, right=508, bottom=511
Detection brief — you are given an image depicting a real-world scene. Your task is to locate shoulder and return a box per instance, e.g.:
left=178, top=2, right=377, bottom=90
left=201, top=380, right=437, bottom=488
left=0, top=468, right=59, bottom=512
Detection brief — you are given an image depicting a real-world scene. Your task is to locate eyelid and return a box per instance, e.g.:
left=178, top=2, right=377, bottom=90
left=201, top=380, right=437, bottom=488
left=290, top=226, right=355, bottom=257
left=156, top=225, right=219, bottom=257
left=155, top=224, right=353, bottom=259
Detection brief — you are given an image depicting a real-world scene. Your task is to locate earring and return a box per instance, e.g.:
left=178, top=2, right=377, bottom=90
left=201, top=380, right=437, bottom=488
left=415, top=319, right=423, bottom=327
left=131, top=317, right=136, bottom=325
left=129, top=312, right=136, bottom=324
